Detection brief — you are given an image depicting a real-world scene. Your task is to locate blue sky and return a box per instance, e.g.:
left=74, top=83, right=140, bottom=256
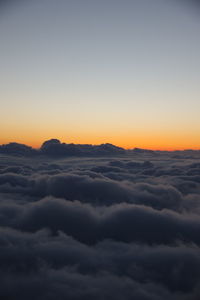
left=0, top=0, right=200, bottom=149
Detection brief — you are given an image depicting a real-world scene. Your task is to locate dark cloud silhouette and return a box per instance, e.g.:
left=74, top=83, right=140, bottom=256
left=40, top=139, right=125, bottom=157
left=0, top=139, right=199, bottom=159
left=0, top=144, right=200, bottom=299
left=0, top=142, right=37, bottom=156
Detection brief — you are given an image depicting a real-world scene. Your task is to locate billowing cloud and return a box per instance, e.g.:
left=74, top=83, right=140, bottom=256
left=0, top=141, right=200, bottom=299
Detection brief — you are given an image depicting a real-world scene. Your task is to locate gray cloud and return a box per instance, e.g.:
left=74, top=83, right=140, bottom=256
left=0, top=145, right=200, bottom=299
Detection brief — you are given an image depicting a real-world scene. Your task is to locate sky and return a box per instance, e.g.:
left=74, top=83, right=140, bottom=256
left=0, top=0, right=200, bottom=150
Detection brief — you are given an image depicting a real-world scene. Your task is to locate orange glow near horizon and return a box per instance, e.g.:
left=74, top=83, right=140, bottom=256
left=1, top=128, right=200, bottom=151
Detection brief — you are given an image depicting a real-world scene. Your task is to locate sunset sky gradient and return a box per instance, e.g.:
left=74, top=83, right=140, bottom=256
left=0, top=0, right=200, bottom=150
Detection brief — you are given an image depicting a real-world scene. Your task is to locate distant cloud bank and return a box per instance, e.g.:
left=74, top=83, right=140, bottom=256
left=0, top=138, right=199, bottom=157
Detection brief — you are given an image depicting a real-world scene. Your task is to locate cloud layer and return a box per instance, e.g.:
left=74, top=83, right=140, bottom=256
left=0, top=143, right=200, bottom=299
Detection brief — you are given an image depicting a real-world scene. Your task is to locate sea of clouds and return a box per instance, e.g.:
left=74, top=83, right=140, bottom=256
left=0, top=140, right=200, bottom=299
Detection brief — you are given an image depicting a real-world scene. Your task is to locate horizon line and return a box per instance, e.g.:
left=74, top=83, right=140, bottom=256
left=0, top=139, right=200, bottom=152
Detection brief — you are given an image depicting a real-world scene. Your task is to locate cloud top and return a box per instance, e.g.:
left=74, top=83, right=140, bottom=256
left=0, top=147, right=200, bottom=299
